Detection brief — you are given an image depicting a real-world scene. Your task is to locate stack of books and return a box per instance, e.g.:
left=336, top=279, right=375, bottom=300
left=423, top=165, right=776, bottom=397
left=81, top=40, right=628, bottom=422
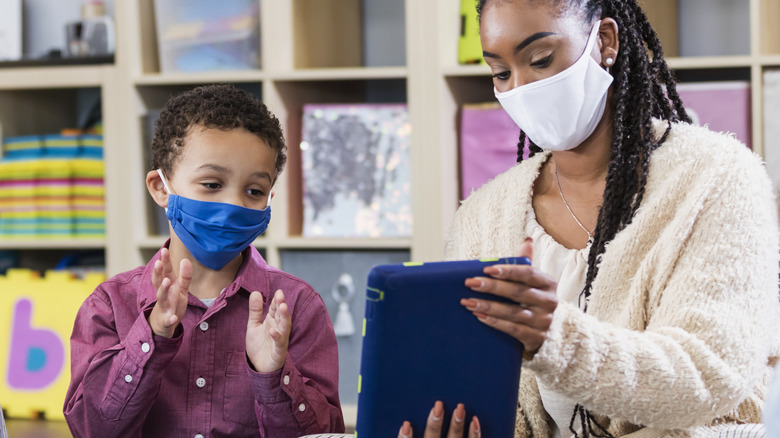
left=0, top=133, right=105, bottom=239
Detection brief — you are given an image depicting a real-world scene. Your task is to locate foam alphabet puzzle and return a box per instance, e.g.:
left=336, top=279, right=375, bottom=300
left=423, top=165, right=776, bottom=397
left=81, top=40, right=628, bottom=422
left=0, top=269, right=104, bottom=419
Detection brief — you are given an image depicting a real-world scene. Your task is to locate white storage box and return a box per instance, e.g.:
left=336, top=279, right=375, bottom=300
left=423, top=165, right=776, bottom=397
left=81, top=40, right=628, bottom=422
left=153, top=0, right=260, bottom=73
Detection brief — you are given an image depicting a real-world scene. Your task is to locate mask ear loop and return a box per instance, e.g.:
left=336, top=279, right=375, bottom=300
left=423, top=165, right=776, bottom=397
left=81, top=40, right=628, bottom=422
left=156, top=169, right=173, bottom=195
left=156, top=169, right=174, bottom=213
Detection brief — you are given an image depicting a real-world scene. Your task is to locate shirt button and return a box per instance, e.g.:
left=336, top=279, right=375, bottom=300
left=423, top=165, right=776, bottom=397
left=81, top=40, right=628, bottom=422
left=283, top=375, right=290, bottom=385
left=199, top=322, right=209, bottom=332
left=298, top=403, right=305, bottom=412
left=196, top=377, right=206, bottom=388
left=141, top=342, right=150, bottom=353
left=124, top=374, right=133, bottom=383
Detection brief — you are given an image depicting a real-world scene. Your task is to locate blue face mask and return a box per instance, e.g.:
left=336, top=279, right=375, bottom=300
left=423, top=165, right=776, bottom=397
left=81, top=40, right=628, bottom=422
left=157, top=169, right=271, bottom=270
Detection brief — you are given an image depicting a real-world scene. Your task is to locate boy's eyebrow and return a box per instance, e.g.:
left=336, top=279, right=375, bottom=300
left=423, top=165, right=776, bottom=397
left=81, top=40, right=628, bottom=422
left=252, top=171, right=272, bottom=182
left=198, top=164, right=231, bottom=174
left=197, top=164, right=272, bottom=182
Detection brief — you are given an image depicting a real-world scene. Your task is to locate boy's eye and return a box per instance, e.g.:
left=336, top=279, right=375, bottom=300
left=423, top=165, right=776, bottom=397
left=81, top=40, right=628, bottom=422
left=492, top=71, right=510, bottom=81
left=247, top=189, right=264, bottom=197
left=531, top=55, right=553, bottom=68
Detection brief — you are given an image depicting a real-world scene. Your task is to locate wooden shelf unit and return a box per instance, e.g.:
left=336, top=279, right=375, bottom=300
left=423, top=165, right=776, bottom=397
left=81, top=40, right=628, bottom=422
left=1, top=0, right=779, bottom=427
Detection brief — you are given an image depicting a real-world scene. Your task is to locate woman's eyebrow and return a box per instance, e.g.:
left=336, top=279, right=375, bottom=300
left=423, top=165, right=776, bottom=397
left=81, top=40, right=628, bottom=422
left=514, top=32, right=557, bottom=53
left=482, top=31, right=557, bottom=59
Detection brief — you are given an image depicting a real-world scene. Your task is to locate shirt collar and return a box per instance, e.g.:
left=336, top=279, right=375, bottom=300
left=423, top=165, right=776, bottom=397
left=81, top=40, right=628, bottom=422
left=137, top=240, right=270, bottom=311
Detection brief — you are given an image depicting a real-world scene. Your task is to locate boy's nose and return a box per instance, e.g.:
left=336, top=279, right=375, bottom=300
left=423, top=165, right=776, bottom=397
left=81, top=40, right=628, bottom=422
left=226, top=192, right=248, bottom=209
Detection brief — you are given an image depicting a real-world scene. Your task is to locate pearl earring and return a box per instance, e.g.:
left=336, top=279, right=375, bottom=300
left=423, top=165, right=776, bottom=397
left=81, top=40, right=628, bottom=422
left=606, top=57, right=614, bottom=66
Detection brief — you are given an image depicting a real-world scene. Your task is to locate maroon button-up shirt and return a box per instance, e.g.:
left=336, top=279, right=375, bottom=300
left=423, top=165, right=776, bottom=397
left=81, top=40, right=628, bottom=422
left=64, top=245, right=344, bottom=438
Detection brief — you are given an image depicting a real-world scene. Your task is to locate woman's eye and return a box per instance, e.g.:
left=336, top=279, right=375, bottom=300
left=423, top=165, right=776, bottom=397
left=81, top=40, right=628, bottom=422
left=492, top=71, right=510, bottom=81
left=202, top=182, right=221, bottom=190
left=531, top=55, right=553, bottom=68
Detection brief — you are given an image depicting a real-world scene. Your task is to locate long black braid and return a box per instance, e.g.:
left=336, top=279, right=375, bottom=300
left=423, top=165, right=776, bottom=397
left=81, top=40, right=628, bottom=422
left=477, top=0, right=691, bottom=436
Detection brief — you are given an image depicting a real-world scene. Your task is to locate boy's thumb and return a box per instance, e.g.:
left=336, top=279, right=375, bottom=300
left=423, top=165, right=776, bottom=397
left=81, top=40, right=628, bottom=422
left=248, top=291, right=265, bottom=325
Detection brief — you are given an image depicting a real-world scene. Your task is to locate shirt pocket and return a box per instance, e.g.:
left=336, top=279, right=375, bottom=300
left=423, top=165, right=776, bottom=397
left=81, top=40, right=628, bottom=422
left=222, top=350, right=258, bottom=428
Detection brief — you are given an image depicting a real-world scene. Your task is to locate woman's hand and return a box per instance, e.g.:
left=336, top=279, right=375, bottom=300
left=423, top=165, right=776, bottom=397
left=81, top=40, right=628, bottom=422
left=398, top=401, right=480, bottom=438
left=460, top=239, right=558, bottom=356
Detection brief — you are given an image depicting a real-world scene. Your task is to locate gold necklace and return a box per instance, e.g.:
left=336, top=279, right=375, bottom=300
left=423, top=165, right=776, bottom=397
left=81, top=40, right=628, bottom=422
left=554, top=166, right=594, bottom=244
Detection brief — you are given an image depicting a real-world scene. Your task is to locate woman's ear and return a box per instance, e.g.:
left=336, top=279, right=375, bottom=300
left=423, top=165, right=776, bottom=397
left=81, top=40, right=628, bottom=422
left=598, top=18, right=619, bottom=68
left=146, top=170, right=169, bottom=208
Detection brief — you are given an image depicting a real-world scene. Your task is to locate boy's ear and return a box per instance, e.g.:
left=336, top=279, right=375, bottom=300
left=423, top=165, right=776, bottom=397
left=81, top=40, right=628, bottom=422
left=146, top=170, right=169, bottom=208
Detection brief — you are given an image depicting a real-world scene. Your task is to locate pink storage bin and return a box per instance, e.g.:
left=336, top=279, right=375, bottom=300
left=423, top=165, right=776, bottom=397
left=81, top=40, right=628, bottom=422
left=460, top=103, right=521, bottom=199
left=676, top=81, right=751, bottom=148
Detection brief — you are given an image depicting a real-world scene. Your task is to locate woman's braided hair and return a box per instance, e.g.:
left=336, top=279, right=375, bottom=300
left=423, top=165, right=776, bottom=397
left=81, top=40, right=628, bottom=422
left=477, top=0, right=690, bottom=436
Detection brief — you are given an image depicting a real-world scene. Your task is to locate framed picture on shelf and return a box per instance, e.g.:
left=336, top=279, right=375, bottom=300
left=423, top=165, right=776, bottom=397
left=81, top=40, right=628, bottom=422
left=300, top=104, right=412, bottom=238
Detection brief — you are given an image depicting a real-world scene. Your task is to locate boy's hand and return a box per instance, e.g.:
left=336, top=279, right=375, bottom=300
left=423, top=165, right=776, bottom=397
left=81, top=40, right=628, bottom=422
left=147, top=248, right=192, bottom=338
left=246, top=290, right=291, bottom=373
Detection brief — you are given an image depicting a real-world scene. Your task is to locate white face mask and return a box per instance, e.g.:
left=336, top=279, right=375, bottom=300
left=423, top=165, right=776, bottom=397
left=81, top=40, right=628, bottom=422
left=494, top=20, right=613, bottom=152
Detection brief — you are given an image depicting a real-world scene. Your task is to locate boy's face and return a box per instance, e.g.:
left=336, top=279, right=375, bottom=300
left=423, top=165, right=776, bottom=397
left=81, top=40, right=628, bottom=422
left=147, top=127, right=277, bottom=210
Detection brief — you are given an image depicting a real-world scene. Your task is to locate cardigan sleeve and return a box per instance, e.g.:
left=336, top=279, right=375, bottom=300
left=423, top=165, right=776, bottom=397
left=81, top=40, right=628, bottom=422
left=525, top=149, right=780, bottom=428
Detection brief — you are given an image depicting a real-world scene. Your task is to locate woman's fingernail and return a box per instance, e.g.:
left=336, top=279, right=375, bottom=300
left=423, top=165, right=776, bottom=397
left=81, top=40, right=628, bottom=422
left=432, top=400, right=444, bottom=421
left=472, top=415, right=481, bottom=432
left=454, top=403, right=465, bottom=423
left=400, top=421, right=411, bottom=437
left=460, top=299, right=478, bottom=311
left=484, top=266, right=502, bottom=276
left=464, top=278, right=484, bottom=289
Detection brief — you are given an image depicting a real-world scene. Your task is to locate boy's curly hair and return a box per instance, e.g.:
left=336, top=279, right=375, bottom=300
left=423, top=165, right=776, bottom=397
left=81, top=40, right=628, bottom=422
left=151, top=84, right=287, bottom=180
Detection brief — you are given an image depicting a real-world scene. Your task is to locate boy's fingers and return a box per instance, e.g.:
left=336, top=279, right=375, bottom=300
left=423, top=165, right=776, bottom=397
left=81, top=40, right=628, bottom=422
left=160, top=248, right=172, bottom=279
left=156, top=277, right=172, bottom=305
left=247, top=291, right=264, bottom=326
left=276, top=302, right=292, bottom=338
left=177, top=259, right=193, bottom=294
left=152, top=260, right=163, bottom=290
left=268, top=289, right=282, bottom=318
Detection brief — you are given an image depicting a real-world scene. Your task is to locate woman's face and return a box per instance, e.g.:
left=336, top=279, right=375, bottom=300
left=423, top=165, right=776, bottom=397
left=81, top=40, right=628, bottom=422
left=480, top=0, right=601, bottom=93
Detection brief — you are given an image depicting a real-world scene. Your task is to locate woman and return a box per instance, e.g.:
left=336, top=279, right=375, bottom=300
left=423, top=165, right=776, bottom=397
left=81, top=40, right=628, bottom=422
left=401, top=0, right=779, bottom=436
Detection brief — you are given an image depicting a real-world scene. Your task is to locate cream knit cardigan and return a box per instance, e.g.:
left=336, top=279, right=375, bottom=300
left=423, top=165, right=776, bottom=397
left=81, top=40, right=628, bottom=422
left=445, top=122, right=780, bottom=437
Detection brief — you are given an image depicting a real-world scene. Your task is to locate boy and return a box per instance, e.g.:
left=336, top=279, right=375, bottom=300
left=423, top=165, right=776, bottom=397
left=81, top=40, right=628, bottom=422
left=64, top=84, right=344, bottom=437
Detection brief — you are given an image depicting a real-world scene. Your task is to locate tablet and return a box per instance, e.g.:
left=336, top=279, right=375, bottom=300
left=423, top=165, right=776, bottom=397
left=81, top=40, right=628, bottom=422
left=355, top=257, right=529, bottom=437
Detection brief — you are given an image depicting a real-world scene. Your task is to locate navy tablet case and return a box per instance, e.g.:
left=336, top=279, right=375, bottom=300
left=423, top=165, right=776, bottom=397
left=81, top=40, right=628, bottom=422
left=355, top=257, right=529, bottom=437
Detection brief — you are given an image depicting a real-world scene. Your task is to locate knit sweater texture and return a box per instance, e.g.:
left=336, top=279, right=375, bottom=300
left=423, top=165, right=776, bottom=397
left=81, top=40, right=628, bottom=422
left=445, top=121, right=780, bottom=437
